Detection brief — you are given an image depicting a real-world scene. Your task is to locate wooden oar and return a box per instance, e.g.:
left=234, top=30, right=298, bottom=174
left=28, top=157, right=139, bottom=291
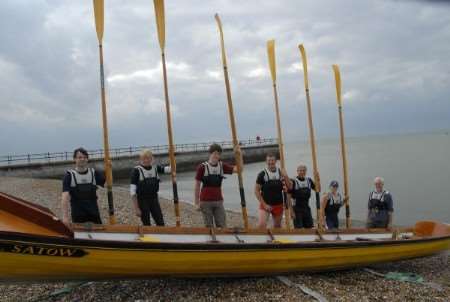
left=332, top=64, right=351, bottom=228
left=93, top=0, right=115, bottom=224
left=298, top=45, right=323, bottom=230
left=214, top=14, right=249, bottom=229
left=267, top=40, right=292, bottom=229
left=153, top=0, right=181, bottom=227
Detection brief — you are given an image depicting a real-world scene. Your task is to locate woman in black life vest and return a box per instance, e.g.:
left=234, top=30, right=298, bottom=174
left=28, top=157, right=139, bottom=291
left=320, top=180, right=343, bottom=229
left=130, top=149, right=170, bottom=226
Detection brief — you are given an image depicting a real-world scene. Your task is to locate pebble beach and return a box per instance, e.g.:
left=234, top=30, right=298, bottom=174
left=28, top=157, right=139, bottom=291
left=0, top=176, right=448, bottom=302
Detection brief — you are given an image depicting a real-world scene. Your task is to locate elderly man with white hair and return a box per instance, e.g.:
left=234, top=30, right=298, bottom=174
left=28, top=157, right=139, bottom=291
left=366, top=177, right=394, bottom=229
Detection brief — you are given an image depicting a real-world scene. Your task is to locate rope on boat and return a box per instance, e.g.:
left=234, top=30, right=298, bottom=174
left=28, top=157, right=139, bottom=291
left=276, top=276, right=328, bottom=302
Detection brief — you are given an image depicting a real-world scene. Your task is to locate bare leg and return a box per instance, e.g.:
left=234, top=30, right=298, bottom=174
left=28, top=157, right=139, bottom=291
left=258, top=209, right=269, bottom=229
left=272, top=214, right=283, bottom=228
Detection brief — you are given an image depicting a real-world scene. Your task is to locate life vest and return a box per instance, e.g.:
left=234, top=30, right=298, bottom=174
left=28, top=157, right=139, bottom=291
left=201, top=161, right=224, bottom=187
left=68, top=168, right=97, bottom=202
left=368, top=191, right=389, bottom=211
left=260, top=168, right=284, bottom=205
left=325, top=192, right=343, bottom=215
left=135, top=165, right=160, bottom=198
left=292, top=177, right=312, bottom=207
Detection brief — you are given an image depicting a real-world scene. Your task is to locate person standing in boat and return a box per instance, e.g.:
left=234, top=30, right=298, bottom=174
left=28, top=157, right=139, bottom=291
left=320, top=180, right=343, bottom=229
left=366, top=177, right=394, bottom=229
left=61, top=147, right=105, bottom=224
left=287, top=164, right=317, bottom=229
left=130, top=149, right=170, bottom=226
left=194, top=143, right=242, bottom=228
left=255, top=153, right=289, bottom=228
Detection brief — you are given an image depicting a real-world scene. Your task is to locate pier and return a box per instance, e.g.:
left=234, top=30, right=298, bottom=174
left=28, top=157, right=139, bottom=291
left=0, top=138, right=278, bottom=179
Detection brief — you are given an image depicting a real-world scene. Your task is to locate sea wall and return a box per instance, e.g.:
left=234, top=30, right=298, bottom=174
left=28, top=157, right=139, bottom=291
left=0, top=144, right=279, bottom=179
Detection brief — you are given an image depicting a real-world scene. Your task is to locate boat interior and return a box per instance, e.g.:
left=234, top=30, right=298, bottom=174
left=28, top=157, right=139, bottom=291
left=1, top=191, right=449, bottom=244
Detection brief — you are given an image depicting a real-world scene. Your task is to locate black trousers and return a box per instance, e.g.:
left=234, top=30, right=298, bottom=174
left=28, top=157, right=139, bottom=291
left=138, top=196, right=165, bottom=226
left=326, top=213, right=339, bottom=229
left=293, top=206, right=313, bottom=228
left=71, top=200, right=102, bottom=224
left=367, top=219, right=388, bottom=228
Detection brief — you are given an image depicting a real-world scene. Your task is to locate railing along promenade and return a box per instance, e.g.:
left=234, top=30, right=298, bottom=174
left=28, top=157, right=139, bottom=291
left=0, top=138, right=276, bottom=167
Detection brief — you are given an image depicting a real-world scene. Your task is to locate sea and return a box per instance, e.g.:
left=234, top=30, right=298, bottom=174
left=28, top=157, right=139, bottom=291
left=124, top=132, right=450, bottom=226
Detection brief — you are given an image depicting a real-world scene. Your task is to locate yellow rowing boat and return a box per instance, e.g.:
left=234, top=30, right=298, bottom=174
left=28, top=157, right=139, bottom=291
left=0, top=191, right=449, bottom=281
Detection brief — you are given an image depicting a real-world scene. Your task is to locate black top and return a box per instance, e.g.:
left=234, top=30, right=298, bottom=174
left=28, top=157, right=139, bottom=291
left=289, top=177, right=316, bottom=208
left=368, top=191, right=394, bottom=223
left=130, top=165, right=165, bottom=186
left=131, top=165, right=166, bottom=199
left=256, top=169, right=284, bottom=205
left=62, top=169, right=105, bottom=198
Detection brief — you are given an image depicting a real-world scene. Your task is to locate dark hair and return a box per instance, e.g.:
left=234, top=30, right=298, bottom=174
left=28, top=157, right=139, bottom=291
left=266, top=153, right=277, bottom=159
left=73, top=147, right=89, bottom=159
left=208, top=143, right=222, bottom=154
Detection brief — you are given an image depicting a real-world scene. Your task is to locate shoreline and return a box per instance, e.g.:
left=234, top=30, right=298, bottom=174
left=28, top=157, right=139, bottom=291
left=0, top=176, right=448, bottom=302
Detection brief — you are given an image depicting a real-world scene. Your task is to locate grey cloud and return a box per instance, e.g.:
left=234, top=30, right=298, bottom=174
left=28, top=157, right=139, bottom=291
left=0, top=0, right=449, bottom=155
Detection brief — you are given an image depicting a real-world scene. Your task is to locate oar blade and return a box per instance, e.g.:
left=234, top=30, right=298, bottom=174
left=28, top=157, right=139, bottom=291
left=332, top=64, right=342, bottom=106
left=93, top=0, right=104, bottom=42
left=153, top=0, right=166, bottom=51
left=267, top=39, right=276, bottom=83
left=214, top=13, right=223, bottom=30
left=298, top=44, right=309, bottom=89
left=215, top=13, right=227, bottom=66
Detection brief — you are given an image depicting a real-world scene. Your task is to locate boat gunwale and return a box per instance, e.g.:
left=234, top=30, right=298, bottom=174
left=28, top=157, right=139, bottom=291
left=0, top=229, right=449, bottom=252
left=70, top=224, right=415, bottom=235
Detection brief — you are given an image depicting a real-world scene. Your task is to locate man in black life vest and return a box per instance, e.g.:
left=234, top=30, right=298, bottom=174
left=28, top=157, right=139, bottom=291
left=194, top=144, right=243, bottom=228
left=367, top=176, right=394, bottom=229
left=61, top=148, right=105, bottom=225
left=255, top=153, right=289, bottom=228
left=130, top=149, right=170, bottom=226
left=286, top=164, right=317, bottom=229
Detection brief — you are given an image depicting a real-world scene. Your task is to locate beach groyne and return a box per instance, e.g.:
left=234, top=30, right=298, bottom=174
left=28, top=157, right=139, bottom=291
left=0, top=139, right=278, bottom=179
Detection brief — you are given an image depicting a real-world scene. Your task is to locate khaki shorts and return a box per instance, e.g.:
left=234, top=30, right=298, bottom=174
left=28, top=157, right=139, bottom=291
left=199, top=201, right=226, bottom=228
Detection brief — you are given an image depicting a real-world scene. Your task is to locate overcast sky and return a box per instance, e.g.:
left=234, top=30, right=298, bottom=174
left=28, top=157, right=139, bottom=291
left=1, top=0, right=449, bottom=154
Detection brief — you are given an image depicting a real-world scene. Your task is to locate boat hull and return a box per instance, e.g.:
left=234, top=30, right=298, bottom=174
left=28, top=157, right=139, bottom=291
left=0, top=192, right=449, bottom=281
left=1, top=231, right=449, bottom=281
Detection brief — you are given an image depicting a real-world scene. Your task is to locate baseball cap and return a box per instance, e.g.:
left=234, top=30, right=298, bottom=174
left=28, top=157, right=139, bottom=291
left=329, top=180, right=339, bottom=188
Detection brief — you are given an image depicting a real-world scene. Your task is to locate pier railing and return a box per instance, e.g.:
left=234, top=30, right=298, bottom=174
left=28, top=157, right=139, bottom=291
left=0, top=138, right=276, bottom=167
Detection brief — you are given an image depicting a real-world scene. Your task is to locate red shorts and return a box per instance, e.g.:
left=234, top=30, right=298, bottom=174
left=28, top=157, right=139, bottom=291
left=259, top=203, right=284, bottom=217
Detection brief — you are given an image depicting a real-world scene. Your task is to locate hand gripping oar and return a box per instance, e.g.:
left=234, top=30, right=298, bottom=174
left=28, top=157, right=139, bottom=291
left=332, top=65, right=351, bottom=228
left=93, top=0, right=115, bottom=224
left=214, top=14, right=249, bottom=229
left=298, top=45, right=323, bottom=231
left=267, top=40, right=292, bottom=229
left=153, top=0, right=181, bottom=227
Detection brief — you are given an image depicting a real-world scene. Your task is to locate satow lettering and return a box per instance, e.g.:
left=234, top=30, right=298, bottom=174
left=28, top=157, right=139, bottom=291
left=1, top=243, right=87, bottom=257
